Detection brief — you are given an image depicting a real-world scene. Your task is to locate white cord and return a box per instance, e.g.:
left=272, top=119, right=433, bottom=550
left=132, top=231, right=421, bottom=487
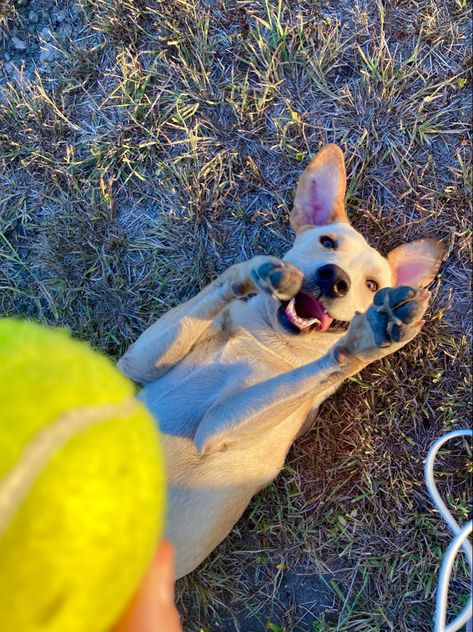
left=424, top=429, right=472, bottom=632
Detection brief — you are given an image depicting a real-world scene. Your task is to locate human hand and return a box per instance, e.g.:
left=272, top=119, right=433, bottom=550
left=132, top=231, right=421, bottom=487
left=112, top=540, right=182, bottom=632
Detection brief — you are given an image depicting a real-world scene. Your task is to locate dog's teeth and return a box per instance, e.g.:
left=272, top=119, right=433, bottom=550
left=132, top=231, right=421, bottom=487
left=303, top=317, right=320, bottom=327
left=286, top=298, right=297, bottom=319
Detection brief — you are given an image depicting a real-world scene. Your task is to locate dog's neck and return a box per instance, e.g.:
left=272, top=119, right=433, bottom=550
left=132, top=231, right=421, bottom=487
left=231, top=294, right=345, bottom=369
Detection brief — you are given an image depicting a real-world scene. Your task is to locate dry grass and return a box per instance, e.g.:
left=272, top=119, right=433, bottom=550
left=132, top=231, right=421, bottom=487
left=1, top=0, right=471, bottom=630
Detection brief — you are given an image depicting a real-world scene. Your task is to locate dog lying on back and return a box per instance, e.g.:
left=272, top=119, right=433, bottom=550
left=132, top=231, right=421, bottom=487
left=118, top=145, right=444, bottom=579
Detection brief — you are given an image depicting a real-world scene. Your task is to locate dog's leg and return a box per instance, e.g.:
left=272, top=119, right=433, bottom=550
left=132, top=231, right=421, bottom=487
left=118, top=257, right=302, bottom=383
left=195, top=286, right=429, bottom=454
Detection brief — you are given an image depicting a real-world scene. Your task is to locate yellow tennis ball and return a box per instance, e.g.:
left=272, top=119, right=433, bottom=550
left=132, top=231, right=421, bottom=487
left=0, top=319, right=165, bottom=632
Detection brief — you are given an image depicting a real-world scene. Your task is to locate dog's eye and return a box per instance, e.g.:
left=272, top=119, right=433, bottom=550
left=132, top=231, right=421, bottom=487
left=366, top=279, right=378, bottom=292
left=320, top=236, right=336, bottom=249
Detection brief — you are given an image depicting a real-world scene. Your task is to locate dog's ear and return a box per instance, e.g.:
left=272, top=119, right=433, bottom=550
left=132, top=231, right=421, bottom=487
left=388, top=239, right=445, bottom=287
left=290, top=144, right=348, bottom=232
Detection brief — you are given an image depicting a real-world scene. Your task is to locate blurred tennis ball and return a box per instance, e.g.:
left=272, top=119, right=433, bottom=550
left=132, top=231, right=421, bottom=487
left=0, top=319, right=165, bottom=632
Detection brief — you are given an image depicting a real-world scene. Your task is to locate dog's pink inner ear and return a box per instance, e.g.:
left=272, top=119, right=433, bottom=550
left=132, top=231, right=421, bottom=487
left=291, top=144, right=348, bottom=231
left=388, top=239, right=445, bottom=288
left=395, top=261, right=425, bottom=286
left=306, top=178, right=340, bottom=225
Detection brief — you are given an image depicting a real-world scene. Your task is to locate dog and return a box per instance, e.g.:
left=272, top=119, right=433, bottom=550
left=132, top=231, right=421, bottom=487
left=118, top=144, right=444, bottom=579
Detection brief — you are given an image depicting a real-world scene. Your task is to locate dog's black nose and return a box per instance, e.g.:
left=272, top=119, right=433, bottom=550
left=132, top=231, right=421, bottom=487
left=316, top=264, right=351, bottom=298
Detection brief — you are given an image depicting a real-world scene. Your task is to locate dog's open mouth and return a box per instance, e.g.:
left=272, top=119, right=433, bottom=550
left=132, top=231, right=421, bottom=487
left=279, top=292, right=349, bottom=333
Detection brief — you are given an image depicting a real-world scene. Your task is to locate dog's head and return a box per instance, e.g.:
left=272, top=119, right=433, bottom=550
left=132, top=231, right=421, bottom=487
left=276, top=144, right=445, bottom=335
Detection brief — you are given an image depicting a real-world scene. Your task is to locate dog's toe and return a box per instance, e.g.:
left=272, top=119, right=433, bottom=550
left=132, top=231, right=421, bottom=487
left=251, top=259, right=303, bottom=300
left=368, top=285, right=429, bottom=347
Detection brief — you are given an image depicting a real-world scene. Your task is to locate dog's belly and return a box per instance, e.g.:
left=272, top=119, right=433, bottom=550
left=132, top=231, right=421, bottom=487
left=166, top=480, right=254, bottom=578
left=136, top=337, right=322, bottom=578
left=161, top=434, right=283, bottom=579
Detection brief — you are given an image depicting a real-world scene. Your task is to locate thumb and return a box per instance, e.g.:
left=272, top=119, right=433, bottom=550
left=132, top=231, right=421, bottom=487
left=112, top=540, right=182, bottom=632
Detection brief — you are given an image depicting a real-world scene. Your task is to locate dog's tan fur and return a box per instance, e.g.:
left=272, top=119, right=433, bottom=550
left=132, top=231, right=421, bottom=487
left=118, top=145, right=444, bottom=578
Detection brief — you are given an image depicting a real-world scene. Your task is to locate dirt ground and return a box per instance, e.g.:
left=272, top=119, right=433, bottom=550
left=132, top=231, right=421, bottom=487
left=1, top=0, right=471, bottom=630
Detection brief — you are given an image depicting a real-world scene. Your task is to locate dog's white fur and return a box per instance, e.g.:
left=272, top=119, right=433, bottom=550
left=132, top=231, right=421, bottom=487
left=118, top=145, right=444, bottom=578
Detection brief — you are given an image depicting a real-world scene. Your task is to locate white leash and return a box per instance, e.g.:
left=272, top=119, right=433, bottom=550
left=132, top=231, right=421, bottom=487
left=424, top=429, right=472, bottom=632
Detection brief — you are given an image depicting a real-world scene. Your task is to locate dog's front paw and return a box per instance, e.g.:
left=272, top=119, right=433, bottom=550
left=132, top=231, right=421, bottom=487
left=336, top=286, right=430, bottom=364
left=231, top=256, right=303, bottom=300
left=250, top=257, right=303, bottom=300
left=368, top=286, right=429, bottom=347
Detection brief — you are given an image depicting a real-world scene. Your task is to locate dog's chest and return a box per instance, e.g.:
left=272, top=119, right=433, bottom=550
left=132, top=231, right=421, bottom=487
left=138, top=332, right=273, bottom=438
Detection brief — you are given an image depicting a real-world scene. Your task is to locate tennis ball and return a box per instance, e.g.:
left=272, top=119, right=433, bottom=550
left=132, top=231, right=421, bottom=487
left=0, top=319, right=165, bottom=632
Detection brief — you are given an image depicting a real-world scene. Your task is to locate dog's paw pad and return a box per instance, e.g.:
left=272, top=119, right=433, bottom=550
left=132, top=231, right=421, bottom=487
left=367, top=285, right=429, bottom=347
left=251, top=259, right=303, bottom=300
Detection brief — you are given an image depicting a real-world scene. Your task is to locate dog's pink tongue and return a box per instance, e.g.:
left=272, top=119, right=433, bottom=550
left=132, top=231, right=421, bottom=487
left=317, top=311, right=333, bottom=332
left=297, top=294, right=334, bottom=331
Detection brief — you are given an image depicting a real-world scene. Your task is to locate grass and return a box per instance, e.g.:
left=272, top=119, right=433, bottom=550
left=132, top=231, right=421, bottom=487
left=1, top=0, right=471, bottom=630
